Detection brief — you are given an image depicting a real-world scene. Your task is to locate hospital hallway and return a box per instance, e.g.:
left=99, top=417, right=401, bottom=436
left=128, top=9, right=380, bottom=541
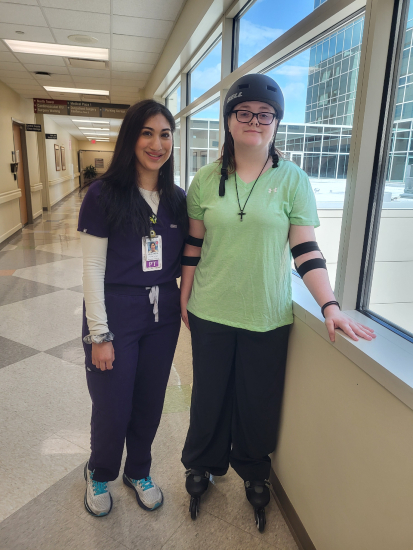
left=0, top=189, right=298, bottom=550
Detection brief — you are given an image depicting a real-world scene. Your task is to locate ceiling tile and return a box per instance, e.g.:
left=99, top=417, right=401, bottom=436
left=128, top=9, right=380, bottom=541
left=0, top=61, right=26, bottom=71
left=14, top=53, right=67, bottom=66
left=0, top=69, right=32, bottom=79
left=33, top=76, right=74, bottom=85
left=0, top=23, right=55, bottom=42
left=23, top=63, right=70, bottom=74
left=40, top=0, right=111, bottom=14
left=112, top=16, right=173, bottom=40
left=0, top=41, right=9, bottom=52
left=48, top=92, right=83, bottom=100
left=0, top=77, right=36, bottom=86
left=111, top=71, right=149, bottom=81
left=1, top=0, right=39, bottom=5
left=112, top=0, right=185, bottom=21
left=111, top=61, right=153, bottom=73
left=0, top=51, right=19, bottom=63
left=112, top=34, right=164, bottom=53
left=111, top=84, right=140, bottom=93
left=68, top=67, right=110, bottom=78
left=44, top=8, right=110, bottom=33
left=111, top=49, right=159, bottom=64
left=110, top=79, right=147, bottom=88
left=72, top=76, right=110, bottom=84
left=52, top=29, right=110, bottom=48
left=0, top=4, right=48, bottom=26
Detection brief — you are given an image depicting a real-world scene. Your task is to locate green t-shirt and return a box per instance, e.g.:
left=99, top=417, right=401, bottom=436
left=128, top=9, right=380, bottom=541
left=186, top=158, right=320, bottom=332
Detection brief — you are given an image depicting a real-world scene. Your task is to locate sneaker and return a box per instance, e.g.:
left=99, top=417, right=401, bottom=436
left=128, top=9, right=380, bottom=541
left=123, top=473, right=163, bottom=511
left=84, top=462, right=113, bottom=517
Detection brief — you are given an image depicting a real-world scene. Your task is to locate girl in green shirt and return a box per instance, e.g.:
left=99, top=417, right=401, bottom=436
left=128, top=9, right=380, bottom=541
left=180, top=74, right=375, bottom=532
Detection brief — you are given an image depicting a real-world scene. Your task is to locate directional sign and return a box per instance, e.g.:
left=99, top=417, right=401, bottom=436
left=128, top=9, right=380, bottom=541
left=45, top=133, right=57, bottom=139
left=26, top=124, right=42, bottom=132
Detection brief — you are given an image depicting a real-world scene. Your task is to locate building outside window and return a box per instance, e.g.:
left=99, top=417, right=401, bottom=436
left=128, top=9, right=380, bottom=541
left=174, top=121, right=180, bottom=186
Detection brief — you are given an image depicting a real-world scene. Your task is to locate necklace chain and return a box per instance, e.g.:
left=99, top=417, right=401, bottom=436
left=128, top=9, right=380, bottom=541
left=234, top=157, right=269, bottom=221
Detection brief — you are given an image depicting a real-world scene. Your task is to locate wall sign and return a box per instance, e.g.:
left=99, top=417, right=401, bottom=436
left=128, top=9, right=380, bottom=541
left=54, top=144, right=61, bottom=171
left=26, top=124, right=42, bottom=132
left=45, top=134, right=57, bottom=139
left=95, top=158, right=104, bottom=169
left=34, top=99, right=129, bottom=118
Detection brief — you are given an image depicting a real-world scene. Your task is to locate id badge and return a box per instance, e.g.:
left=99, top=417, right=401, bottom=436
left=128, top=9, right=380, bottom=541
left=142, top=235, right=162, bottom=271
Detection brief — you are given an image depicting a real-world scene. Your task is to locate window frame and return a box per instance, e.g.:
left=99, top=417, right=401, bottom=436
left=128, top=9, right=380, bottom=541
left=356, top=0, right=413, bottom=343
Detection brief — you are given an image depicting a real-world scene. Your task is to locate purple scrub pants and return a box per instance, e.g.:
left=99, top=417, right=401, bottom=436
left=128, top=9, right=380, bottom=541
left=82, top=281, right=181, bottom=482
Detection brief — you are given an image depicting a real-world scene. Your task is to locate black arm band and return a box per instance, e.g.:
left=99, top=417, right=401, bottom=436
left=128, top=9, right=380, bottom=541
left=296, top=258, right=327, bottom=278
left=186, top=235, right=204, bottom=247
left=291, top=241, right=321, bottom=259
left=181, top=256, right=200, bottom=266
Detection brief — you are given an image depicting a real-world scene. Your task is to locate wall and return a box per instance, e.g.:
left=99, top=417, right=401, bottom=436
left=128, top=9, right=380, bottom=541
left=43, top=115, right=79, bottom=207
left=0, top=80, right=42, bottom=243
left=77, top=141, right=115, bottom=152
left=273, top=316, right=413, bottom=550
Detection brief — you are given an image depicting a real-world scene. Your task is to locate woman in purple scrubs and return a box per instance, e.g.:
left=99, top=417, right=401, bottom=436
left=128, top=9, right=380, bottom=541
left=77, top=100, right=187, bottom=517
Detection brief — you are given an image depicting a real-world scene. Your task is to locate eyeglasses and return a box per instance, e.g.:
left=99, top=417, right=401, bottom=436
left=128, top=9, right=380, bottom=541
left=232, top=110, right=277, bottom=125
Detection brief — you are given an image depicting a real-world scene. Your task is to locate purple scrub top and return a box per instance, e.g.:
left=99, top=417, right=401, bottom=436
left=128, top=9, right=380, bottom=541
left=78, top=180, right=186, bottom=286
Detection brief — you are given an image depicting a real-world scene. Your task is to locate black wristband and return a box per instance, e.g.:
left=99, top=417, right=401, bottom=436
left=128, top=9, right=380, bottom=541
left=186, top=235, right=204, bottom=247
left=181, top=256, right=200, bottom=266
left=321, top=301, right=340, bottom=318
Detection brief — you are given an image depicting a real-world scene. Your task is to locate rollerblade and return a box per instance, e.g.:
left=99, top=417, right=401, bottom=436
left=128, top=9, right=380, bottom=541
left=245, top=480, right=271, bottom=533
left=185, top=469, right=210, bottom=520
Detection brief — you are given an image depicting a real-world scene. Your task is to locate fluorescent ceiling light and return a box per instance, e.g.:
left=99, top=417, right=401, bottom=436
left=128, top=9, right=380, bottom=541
left=44, top=86, right=109, bottom=95
left=96, top=139, right=110, bottom=141
left=4, top=39, right=108, bottom=60
left=79, top=127, right=109, bottom=130
left=72, top=119, right=91, bottom=123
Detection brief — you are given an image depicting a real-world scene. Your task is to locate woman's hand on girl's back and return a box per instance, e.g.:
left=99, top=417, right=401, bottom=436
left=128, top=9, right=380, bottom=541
left=91, top=342, right=115, bottom=371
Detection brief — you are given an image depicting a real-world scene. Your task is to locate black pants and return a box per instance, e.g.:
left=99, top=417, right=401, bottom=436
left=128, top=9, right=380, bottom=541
left=182, top=312, right=290, bottom=481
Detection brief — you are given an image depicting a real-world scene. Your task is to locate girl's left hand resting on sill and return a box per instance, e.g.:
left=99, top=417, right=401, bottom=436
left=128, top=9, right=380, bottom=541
left=324, top=306, right=376, bottom=343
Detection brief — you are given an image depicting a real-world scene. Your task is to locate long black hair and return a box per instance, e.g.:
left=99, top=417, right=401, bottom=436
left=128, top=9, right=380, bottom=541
left=96, top=100, right=187, bottom=237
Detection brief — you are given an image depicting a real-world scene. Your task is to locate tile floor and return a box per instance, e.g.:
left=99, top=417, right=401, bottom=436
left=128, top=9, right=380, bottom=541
left=0, top=190, right=298, bottom=550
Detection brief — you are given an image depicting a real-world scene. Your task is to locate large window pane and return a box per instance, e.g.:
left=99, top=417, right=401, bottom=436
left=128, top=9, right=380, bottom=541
left=189, top=40, right=221, bottom=103
left=174, top=121, right=180, bottom=186
left=367, top=1, right=413, bottom=336
left=235, top=0, right=315, bottom=68
left=166, top=85, right=181, bottom=116
left=187, top=101, right=220, bottom=187
left=265, top=14, right=365, bottom=285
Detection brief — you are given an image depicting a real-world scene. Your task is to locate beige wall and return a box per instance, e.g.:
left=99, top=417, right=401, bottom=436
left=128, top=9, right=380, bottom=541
left=273, top=316, right=413, bottom=550
left=0, top=80, right=42, bottom=243
left=43, top=115, right=79, bottom=207
left=78, top=141, right=115, bottom=152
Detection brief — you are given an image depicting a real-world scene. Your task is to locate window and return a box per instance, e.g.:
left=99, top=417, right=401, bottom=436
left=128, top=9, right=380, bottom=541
left=188, top=39, right=222, bottom=104
left=265, top=15, right=365, bottom=285
left=360, top=0, right=413, bottom=339
left=234, top=0, right=315, bottom=68
left=187, top=101, right=220, bottom=187
left=166, top=84, right=181, bottom=116
left=174, top=121, right=180, bottom=186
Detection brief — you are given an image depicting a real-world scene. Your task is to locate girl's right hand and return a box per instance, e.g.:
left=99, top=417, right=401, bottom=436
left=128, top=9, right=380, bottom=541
left=180, top=299, right=190, bottom=331
left=91, top=341, right=115, bottom=371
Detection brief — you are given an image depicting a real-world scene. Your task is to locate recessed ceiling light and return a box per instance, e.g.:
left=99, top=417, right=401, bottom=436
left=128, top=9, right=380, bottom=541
left=3, top=40, right=108, bottom=60
left=44, top=86, right=109, bottom=95
left=79, top=127, right=109, bottom=130
left=68, top=34, right=99, bottom=45
left=72, top=120, right=90, bottom=123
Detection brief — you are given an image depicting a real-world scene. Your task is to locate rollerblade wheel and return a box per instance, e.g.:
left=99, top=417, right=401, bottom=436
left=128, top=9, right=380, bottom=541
left=189, top=496, right=199, bottom=520
left=255, top=508, right=266, bottom=533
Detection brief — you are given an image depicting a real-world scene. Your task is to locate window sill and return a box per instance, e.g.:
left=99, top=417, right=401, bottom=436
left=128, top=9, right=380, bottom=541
left=291, top=276, right=413, bottom=411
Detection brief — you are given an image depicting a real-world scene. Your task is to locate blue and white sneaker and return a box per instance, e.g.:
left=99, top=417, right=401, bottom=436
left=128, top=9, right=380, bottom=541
left=123, top=473, right=163, bottom=511
left=84, top=462, right=113, bottom=517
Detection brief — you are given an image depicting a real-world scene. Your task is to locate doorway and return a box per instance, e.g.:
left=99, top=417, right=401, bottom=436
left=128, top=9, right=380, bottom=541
left=12, top=122, right=33, bottom=225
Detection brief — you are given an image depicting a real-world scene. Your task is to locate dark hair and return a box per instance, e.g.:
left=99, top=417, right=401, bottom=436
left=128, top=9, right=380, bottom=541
left=218, top=114, right=282, bottom=173
left=90, top=100, right=187, bottom=237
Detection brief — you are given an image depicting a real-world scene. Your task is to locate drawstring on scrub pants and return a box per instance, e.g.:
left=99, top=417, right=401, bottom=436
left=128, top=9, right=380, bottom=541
left=146, top=286, right=159, bottom=322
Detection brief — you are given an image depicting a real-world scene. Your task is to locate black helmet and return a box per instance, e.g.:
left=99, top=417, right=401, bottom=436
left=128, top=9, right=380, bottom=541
left=223, top=73, right=284, bottom=120
left=219, top=74, right=284, bottom=196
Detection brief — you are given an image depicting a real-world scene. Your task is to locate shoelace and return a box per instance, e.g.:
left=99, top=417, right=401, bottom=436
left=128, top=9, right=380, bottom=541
left=89, top=472, right=108, bottom=496
left=135, top=476, right=154, bottom=491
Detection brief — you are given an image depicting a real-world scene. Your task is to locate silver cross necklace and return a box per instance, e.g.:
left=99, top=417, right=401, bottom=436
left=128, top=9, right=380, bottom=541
left=234, top=156, right=269, bottom=221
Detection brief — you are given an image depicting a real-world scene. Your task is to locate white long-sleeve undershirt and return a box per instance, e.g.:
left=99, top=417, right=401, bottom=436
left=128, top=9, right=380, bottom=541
left=81, top=189, right=160, bottom=336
